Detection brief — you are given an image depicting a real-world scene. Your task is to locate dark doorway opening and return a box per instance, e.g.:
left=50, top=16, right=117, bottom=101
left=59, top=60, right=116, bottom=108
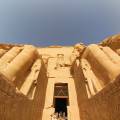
left=55, top=98, right=67, bottom=116
left=53, top=83, right=69, bottom=118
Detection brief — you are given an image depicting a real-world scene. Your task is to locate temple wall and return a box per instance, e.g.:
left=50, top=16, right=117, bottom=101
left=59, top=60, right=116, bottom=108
left=80, top=75, right=120, bottom=120
left=72, top=59, right=120, bottom=120
left=72, top=42, right=120, bottom=120
left=71, top=59, right=88, bottom=120
left=0, top=34, right=120, bottom=120
left=0, top=45, right=48, bottom=120
left=82, top=44, right=120, bottom=85
left=72, top=60, right=88, bottom=104
left=0, top=60, right=48, bottom=120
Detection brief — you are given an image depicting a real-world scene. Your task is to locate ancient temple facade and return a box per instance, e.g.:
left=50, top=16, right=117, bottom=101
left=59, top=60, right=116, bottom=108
left=0, top=34, right=120, bottom=120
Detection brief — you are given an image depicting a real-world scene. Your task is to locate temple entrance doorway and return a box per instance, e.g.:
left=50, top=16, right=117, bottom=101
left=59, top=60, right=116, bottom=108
left=55, top=98, right=67, bottom=116
left=53, top=83, right=69, bottom=119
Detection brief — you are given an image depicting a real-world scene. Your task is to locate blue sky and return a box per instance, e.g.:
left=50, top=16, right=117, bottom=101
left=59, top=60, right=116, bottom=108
left=0, top=0, right=120, bottom=46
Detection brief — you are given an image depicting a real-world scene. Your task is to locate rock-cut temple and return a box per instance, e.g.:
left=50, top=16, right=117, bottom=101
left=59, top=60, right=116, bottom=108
left=0, top=34, right=120, bottom=120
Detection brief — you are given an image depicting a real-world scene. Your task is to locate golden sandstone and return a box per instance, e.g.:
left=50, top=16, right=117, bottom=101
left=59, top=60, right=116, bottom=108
left=0, top=34, right=120, bottom=120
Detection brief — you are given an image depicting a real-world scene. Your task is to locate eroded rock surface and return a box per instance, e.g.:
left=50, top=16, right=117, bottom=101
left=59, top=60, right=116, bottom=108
left=0, top=34, right=120, bottom=120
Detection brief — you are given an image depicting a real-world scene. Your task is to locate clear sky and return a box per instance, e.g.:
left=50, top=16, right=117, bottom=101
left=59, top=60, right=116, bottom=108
left=0, top=0, right=120, bottom=46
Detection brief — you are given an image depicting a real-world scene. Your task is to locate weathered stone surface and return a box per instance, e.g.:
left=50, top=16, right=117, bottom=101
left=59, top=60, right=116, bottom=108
left=0, top=34, right=120, bottom=120
left=100, top=34, right=120, bottom=51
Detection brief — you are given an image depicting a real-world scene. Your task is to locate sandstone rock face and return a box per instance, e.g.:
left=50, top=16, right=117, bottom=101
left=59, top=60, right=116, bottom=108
left=100, top=34, right=120, bottom=54
left=0, top=34, right=120, bottom=120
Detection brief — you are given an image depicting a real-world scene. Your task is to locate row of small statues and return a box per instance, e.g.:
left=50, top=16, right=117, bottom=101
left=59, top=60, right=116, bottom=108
left=51, top=112, right=67, bottom=120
